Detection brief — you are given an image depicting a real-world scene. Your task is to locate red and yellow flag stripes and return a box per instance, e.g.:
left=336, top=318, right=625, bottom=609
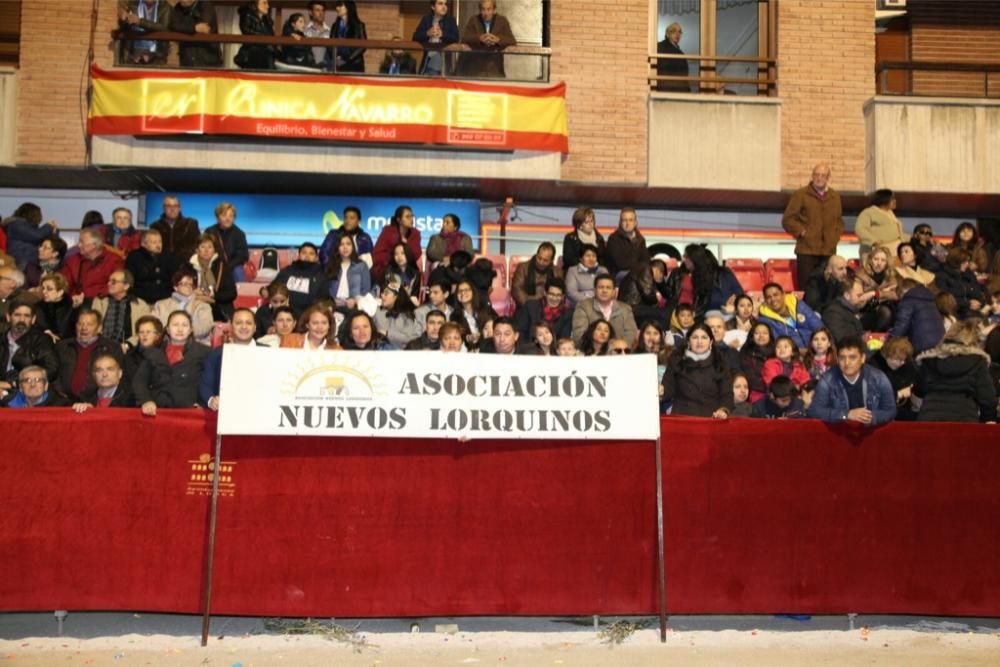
left=88, top=65, right=568, bottom=153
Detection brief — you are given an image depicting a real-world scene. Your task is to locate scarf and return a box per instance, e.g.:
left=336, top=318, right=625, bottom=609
left=39, top=259, right=60, bottom=273
left=133, top=0, right=159, bottom=52
left=440, top=230, right=465, bottom=257
left=542, top=299, right=566, bottom=323
left=103, top=298, right=130, bottom=343
left=196, top=257, right=214, bottom=291
left=577, top=228, right=597, bottom=246
left=523, top=259, right=552, bottom=297
left=685, top=349, right=711, bottom=362
left=165, top=343, right=185, bottom=367
left=171, top=291, right=193, bottom=309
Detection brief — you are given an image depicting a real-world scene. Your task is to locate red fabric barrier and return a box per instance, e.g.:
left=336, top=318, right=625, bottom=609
left=209, top=435, right=658, bottom=616
left=0, top=410, right=213, bottom=612
left=2, top=411, right=998, bottom=617
left=661, top=417, right=1000, bottom=616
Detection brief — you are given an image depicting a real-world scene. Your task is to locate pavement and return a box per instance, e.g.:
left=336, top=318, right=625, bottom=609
left=2, top=611, right=999, bottom=640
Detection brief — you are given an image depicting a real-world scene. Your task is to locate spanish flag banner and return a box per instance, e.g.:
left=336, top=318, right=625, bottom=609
left=88, top=65, right=568, bottom=153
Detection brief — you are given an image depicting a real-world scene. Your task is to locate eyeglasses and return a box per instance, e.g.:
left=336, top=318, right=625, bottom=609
left=457, top=288, right=473, bottom=295
left=108, top=278, right=127, bottom=284
left=546, top=292, right=564, bottom=299
left=176, top=281, right=195, bottom=287
left=19, top=377, right=47, bottom=385
left=609, top=348, right=631, bottom=355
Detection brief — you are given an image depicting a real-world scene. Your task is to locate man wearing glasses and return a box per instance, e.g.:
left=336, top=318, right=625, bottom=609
left=514, top=277, right=572, bottom=341
left=4, top=365, right=69, bottom=408
left=92, top=270, right=151, bottom=347
left=607, top=340, right=632, bottom=355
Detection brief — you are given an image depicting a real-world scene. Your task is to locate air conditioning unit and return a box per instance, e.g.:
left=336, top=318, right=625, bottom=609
left=882, top=0, right=907, bottom=8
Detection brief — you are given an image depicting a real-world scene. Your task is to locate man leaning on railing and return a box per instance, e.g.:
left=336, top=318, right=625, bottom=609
left=458, top=0, right=516, bottom=79
left=169, top=0, right=222, bottom=68
left=117, top=0, right=172, bottom=65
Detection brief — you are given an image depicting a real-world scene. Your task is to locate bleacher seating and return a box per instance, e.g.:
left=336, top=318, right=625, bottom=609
left=211, top=322, right=232, bottom=348
left=725, top=258, right=766, bottom=292
left=765, top=259, right=797, bottom=292
left=235, top=282, right=264, bottom=309
left=476, top=254, right=510, bottom=289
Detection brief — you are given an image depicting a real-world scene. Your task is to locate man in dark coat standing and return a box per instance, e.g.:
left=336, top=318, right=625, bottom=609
left=656, top=22, right=690, bottom=92
left=459, top=0, right=516, bottom=78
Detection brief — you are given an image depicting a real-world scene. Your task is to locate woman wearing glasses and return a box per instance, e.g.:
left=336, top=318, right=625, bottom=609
left=151, top=267, right=214, bottom=346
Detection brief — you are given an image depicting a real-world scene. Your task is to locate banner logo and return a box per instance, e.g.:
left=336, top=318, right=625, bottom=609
left=186, top=453, right=236, bottom=497
left=282, top=358, right=387, bottom=401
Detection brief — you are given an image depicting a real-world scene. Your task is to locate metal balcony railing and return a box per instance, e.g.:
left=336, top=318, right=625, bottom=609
left=649, top=53, right=777, bottom=96
left=876, top=60, right=1000, bottom=97
left=112, top=31, right=552, bottom=84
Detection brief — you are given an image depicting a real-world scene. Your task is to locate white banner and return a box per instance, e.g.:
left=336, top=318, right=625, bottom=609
left=217, top=346, right=660, bottom=440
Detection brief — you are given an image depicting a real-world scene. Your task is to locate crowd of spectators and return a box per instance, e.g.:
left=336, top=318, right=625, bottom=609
left=117, top=0, right=518, bottom=78
left=2, top=178, right=999, bottom=424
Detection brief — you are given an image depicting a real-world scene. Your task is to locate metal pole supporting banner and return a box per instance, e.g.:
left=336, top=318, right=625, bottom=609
left=200, top=433, right=224, bottom=647
left=655, top=436, right=667, bottom=642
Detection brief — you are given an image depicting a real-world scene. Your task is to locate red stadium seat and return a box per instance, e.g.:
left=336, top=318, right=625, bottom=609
left=235, top=282, right=264, bottom=309
left=211, top=322, right=231, bottom=348
left=725, top=258, right=765, bottom=292
left=765, top=259, right=798, bottom=292
left=490, top=286, right=515, bottom=317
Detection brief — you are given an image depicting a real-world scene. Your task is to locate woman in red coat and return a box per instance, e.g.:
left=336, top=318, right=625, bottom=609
left=371, top=205, right=421, bottom=287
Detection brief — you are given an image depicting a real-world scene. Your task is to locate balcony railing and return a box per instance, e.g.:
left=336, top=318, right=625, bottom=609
left=112, top=31, right=551, bottom=84
left=876, top=61, right=1000, bottom=97
left=648, top=53, right=777, bottom=97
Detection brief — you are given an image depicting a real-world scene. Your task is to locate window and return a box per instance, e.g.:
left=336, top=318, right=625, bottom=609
left=651, top=0, right=776, bottom=95
left=0, top=0, right=21, bottom=67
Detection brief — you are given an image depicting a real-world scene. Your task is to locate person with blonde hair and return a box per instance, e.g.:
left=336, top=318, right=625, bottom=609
left=856, top=244, right=898, bottom=331
left=204, top=201, right=249, bottom=283
left=913, top=320, right=996, bottom=423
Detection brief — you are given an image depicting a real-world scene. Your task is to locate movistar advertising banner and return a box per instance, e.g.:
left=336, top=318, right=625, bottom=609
left=144, top=192, right=480, bottom=247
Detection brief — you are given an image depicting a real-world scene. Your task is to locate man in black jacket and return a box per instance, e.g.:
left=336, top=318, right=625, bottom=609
left=73, top=353, right=136, bottom=411
left=656, top=22, right=690, bottom=92
left=169, top=0, right=222, bottom=67
left=151, top=195, right=201, bottom=268
left=822, top=278, right=867, bottom=346
left=0, top=301, right=60, bottom=404
left=126, top=230, right=176, bottom=304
